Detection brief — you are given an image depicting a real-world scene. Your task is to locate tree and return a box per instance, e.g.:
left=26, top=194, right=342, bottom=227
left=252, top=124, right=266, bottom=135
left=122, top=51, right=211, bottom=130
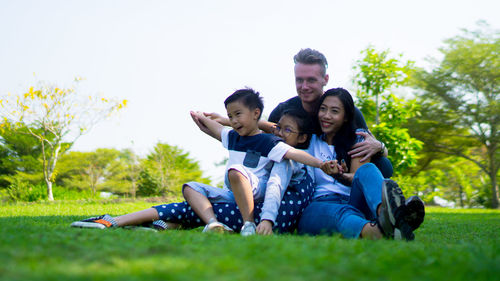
left=56, top=148, right=141, bottom=197
left=412, top=21, right=500, bottom=208
left=137, top=142, right=210, bottom=197
left=0, top=81, right=127, bottom=200
left=99, top=148, right=142, bottom=197
left=354, top=46, right=414, bottom=124
left=0, top=122, right=46, bottom=188
left=353, top=47, right=423, bottom=173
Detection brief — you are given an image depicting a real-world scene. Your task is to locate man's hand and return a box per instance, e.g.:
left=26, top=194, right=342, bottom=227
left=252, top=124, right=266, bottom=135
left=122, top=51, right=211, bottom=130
left=256, top=220, right=273, bottom=235
left=348, top=131, right=383, bottom=162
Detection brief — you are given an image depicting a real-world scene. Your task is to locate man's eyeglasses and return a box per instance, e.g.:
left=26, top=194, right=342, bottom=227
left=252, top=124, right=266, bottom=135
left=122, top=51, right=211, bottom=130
left=273, top=125, right=299, bottom=137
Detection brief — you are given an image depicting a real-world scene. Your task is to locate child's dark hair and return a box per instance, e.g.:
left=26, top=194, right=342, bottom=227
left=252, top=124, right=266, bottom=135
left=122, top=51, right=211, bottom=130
left=281, top=109, right=314, bottom=149
left=224, top=88, right=264, bottom=119
left=317, top=88, right=356, bottom=185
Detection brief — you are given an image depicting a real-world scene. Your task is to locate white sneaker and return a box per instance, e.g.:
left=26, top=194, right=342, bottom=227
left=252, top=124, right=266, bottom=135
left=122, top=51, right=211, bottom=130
left=240, top=221, right=256, bottom=236
left=202, top=221, right=234, bottom=233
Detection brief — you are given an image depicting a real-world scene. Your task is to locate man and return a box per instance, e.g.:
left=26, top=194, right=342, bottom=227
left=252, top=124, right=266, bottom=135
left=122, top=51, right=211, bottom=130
left=267, top=48, right=393, bottom=178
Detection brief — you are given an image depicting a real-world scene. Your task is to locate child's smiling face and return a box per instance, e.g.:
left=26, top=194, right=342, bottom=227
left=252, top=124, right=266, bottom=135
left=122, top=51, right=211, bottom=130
left=226, top=101, right=260, bottom=136
left=274, top=115, right=307, bottom=147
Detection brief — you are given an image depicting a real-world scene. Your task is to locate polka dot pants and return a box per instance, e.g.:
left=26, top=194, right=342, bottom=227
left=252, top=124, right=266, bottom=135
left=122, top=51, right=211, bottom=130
left=152, top=174, right=315, bottom=233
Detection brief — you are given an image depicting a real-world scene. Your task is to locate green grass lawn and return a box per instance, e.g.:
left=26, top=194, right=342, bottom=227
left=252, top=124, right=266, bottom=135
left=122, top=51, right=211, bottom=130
left=0, top=200, right=499, bottom=281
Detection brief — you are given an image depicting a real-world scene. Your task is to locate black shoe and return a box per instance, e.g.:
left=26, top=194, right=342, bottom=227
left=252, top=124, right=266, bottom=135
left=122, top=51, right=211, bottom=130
left=378, top=180, right=415, bottom=241
left=405, top=196, right=425, bottom=231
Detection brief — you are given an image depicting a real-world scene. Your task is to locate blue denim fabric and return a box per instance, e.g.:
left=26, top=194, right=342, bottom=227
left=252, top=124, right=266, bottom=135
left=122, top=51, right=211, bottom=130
left=348, top=163, right=383, bottom=221
left=298, top=163, right=384, bottom=238
left=372, top=156, right=393, bottom=178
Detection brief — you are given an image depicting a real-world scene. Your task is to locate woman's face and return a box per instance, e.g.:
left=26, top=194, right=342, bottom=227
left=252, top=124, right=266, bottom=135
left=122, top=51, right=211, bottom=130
left=317, top=96, right=346, bottom=137
left=274, top=115, right=306, bottom=147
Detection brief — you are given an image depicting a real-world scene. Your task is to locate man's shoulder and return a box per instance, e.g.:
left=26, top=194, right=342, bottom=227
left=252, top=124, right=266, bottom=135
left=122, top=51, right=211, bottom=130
left=269, top=96, right=303, bottom=123
left=281, top=96, right=302, bottom=106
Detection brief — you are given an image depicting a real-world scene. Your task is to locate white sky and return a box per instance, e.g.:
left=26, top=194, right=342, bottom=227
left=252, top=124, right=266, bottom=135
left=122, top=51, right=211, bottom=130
left=1, top=0, right=499, bottom=183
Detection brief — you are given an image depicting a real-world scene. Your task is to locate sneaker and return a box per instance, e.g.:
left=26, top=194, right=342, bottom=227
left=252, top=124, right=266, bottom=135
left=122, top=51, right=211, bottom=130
left=378, top=180, right=414, bottom=241
left=202, top=221, right=234, bottom=233
left=240, top=221, right=256, bottom=236
left=405, top=196, right=425, bottom=231
left=70, top=214, right=117, bottom=229
left=151, top=220, right=170, bottom=231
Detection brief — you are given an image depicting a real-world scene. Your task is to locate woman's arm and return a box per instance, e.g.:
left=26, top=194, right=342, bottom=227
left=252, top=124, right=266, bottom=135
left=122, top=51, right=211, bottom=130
left=340, top=155, right=370, bottom=184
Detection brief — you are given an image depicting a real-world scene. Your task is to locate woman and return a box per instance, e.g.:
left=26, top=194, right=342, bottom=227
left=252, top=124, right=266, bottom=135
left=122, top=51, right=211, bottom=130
left=299, top=88, right=424, bottom=240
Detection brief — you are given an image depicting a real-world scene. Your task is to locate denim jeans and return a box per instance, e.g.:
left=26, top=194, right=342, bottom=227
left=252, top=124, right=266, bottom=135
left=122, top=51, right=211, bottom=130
left=372, top=156, right=393, bottom=178
left=298, top=163, right=384, bottom=238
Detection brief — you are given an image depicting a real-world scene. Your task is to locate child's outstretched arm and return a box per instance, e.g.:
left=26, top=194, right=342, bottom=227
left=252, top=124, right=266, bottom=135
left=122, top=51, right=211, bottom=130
left=204, top=112, right=277, bottom=134
left=190, top=111, right=224, bottom=141
left=284, top=148, right=322, bottom=168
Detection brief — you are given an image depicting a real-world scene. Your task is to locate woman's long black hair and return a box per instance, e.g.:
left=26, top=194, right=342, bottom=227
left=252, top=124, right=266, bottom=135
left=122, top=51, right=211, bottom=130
left=316, top=88, right=357, bottom=185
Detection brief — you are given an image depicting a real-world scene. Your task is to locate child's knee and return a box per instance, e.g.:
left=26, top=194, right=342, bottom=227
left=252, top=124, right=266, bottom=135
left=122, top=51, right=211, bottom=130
left=182, top=184, right=196, bottom=198
left=227, top=168, right=247, bottom=183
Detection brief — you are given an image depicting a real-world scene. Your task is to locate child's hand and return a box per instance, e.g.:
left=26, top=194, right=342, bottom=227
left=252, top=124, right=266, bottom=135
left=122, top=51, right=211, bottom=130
left=190, top=111, right=211, bottom=134
left=204, top=112, right=229, bottom=126
left=320, top=160, right=341, bottom=175
left=256, top=220, right=273, bottom=235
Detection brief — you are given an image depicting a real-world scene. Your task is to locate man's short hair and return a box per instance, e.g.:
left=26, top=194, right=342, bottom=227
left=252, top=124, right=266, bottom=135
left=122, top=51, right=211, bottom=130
left=293, top=48, right=328, bottom=76
left=224, top=88, right=264, bottom=119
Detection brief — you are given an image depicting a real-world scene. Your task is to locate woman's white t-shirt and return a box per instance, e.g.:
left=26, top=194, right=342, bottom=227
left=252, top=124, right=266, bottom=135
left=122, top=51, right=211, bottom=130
left=306, top=134, right=351, bottom=199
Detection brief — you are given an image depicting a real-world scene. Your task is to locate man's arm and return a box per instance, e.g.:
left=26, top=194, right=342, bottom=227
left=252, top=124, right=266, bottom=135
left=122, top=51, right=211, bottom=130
left=190, top=111, right=223, bottom=141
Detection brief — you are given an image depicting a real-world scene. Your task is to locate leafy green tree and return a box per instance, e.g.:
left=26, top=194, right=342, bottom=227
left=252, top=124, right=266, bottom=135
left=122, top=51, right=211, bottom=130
left=57, top=148, right=123, bottom=196
left=353, top=47, right=423, bottom=173
left=0, top=81, right=127, bottom=200
left=0, top=122, right=45, bottom=188
left=412, top=21, right=499, bottom=208
left=354, top=46, right=414, bottom=124
left=136, top=168, right=161, bottom=197
left=137, top=142, right=210, bottom=197
left=101, top=148, right=142, bottom=197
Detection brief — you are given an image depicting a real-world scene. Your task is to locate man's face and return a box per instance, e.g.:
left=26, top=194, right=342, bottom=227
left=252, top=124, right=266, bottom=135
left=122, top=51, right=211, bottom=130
left=294, top=63, right=329, bottom=105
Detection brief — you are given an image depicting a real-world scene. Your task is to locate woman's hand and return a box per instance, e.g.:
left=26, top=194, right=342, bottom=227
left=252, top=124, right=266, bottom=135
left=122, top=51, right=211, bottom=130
left=256, top=220, right=273, bottom=235
left=340, top=172, right=354, bottom=184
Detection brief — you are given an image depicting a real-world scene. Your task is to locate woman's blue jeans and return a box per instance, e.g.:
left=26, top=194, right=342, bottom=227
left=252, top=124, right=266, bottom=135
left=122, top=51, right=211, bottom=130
left=298, top=163, right=384, bottom=238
